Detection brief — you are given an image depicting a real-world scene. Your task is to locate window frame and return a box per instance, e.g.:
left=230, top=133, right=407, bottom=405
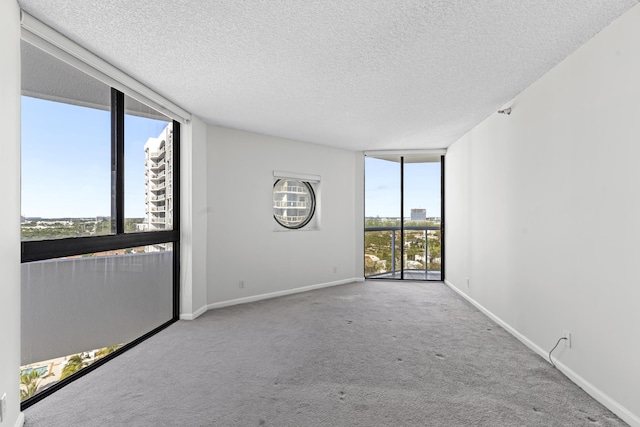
left=20, top=76, right=181, bottom=410
left=272, top=179, right=317, bottom=230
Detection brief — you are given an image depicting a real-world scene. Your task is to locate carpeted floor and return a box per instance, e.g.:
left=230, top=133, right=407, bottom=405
left=25, top=281, right=626, bottom=426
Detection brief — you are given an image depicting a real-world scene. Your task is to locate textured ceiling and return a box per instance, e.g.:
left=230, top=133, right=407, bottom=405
left=18, top=0, right=638, bottom=151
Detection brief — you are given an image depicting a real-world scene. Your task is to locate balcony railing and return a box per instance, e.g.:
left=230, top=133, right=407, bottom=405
left=274, top=186, right=306, bottom=194
left=149, top=172, right=166, bottom=181
left=21, top=252, right=173, bottom=367
left=274, top=214, right=307, bottom=223
left=364, top=225, right=441, bottom=280
left=273, top=201, right=309, bottom=208
left=149, top=160, right=166, bottom=169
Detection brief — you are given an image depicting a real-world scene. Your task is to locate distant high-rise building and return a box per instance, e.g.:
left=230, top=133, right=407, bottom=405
left=410, top=208, right=426, bottom=221
left=142, top=123, right=173, bottom=246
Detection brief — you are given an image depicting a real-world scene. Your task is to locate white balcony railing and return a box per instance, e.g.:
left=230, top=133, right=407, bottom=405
left=274, top=186, right=306, bottom=194
left=149, top=160, right=166, bottom=169
left=273, top=201, right=309, bottom=208
left=274, top=214, right=307, bottom=223
left=364, top=225, right=441, bottom=280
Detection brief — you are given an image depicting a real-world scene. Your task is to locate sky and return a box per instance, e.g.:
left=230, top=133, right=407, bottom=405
left=21, top=96, right=441, bottom=219
left=21, top=96, right=169, bottom=218
left=365, top=157, right=441, bottom=218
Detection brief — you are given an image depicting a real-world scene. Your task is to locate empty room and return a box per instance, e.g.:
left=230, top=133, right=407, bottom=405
left=1, top=1, right=639, bottom=426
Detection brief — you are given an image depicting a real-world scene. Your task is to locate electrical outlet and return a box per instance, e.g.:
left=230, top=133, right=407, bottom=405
left=333, top=266, right=338, bottom=274
left=239, top=280, right=244, bottom=289
left=466, top=277, right=470, bottom=288
left=563, top=330, right=572, bottom=349
left=0, top=392, right=6, bottom=422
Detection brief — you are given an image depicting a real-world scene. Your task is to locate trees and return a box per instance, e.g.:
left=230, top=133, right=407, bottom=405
left=95, top=345, right=122, bottom=360
left=364, top=218, right=442, bottom=275
left=20, top=370, right=45, bottom=401
left=364, top=230, right=398, bottom=274
left=427, top=230, right=442, bottom=271
left=59, top=353, right=89, bottom=381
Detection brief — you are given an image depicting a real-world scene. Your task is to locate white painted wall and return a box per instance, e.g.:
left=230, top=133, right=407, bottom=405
left=445, top=5, right=640, bottom=425
left=206, top=125, right=361, bottom=306
left=0, top=1, right=22, bottom=425
left=354, top=153, right=365, bottom=277
left=180, top=116, right=209, bottom=319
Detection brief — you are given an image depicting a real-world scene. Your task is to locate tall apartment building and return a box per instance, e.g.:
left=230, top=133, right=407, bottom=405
left=142, top=123, right=173, bottom=247
left=410, top=208, right=426, bottom=221
left=272, top=179, right=315, bottom=228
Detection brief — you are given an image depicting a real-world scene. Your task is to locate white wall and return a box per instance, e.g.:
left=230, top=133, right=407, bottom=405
left=0, top=1, right=22, bottom=426
left=445, top=5, right=640, bottom=425
left=206, top=125, right=362, bottom=306
left=354, top=153, right=365, bottom=277
left=180, top=116, right=209, bottom=319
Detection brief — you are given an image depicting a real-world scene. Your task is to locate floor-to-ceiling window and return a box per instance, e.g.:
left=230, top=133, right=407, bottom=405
left=364, top=153, right=443, bottom=281
left=20, top=38, right=181, bottom=408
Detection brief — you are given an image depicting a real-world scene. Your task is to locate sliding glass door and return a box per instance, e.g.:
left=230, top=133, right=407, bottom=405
left=364, top=154, right=443, bottom=281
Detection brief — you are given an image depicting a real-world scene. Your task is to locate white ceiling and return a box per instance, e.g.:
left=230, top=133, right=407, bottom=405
left=18, top=0, right=638, bottom=151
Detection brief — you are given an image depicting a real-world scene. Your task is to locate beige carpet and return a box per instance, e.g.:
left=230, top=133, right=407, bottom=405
left=25, top=281, right=626, bottom=426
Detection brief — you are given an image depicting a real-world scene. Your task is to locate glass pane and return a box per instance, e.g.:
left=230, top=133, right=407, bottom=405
left=364, top=230, right=402, bottom=277
left=20, top=243, right=173, bottom=400
left=21, top=43, right=112, bottom=240
left=273, top=179, right=316, bottom=229
left=403, top=160, right=442, bottom=280
left=364, top=157, right=401, bottom=279
left=124, top=95, right=173, bottom=232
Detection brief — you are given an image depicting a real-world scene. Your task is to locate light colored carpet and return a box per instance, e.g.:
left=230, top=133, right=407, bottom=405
left=25, top=281, right=626, bottom=426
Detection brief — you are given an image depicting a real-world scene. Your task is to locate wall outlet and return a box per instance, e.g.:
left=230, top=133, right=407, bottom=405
left=563, top=330, right=572, bottom=349
left=466, top=277, right=470, bottom=288
left=333, top=266, right=338, bottom=274
left=239, top=280, right=244, bottom=289
left=0, top=392, right=6, bottom=422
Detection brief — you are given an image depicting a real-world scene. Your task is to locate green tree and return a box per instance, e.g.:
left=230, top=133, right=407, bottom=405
left=427, top=231, right=442, bottom=270
left=59, top=353, right=89, bottom=381
left=95, top=345, right=122, bottom=360
left=20, top=369, right=45, bottom=401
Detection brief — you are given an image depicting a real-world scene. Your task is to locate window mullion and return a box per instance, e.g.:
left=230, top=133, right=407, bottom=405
left=111, top=88, right=125, bottom=234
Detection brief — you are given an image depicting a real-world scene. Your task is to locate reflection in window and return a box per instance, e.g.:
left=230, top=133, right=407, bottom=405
left=273, top=179, right=316, bottom=229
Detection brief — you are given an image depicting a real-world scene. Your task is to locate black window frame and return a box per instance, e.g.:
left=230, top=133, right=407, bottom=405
left=20, top=87, right=181, bottom=409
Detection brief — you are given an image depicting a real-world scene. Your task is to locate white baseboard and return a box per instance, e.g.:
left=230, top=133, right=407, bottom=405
left=15, top=413, right=25, bottom=427
left=179, top=304, right=207, bottom=321
left=443, top=279, right=640, bottom=427
left=206, top=278, right=359, bottom=311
